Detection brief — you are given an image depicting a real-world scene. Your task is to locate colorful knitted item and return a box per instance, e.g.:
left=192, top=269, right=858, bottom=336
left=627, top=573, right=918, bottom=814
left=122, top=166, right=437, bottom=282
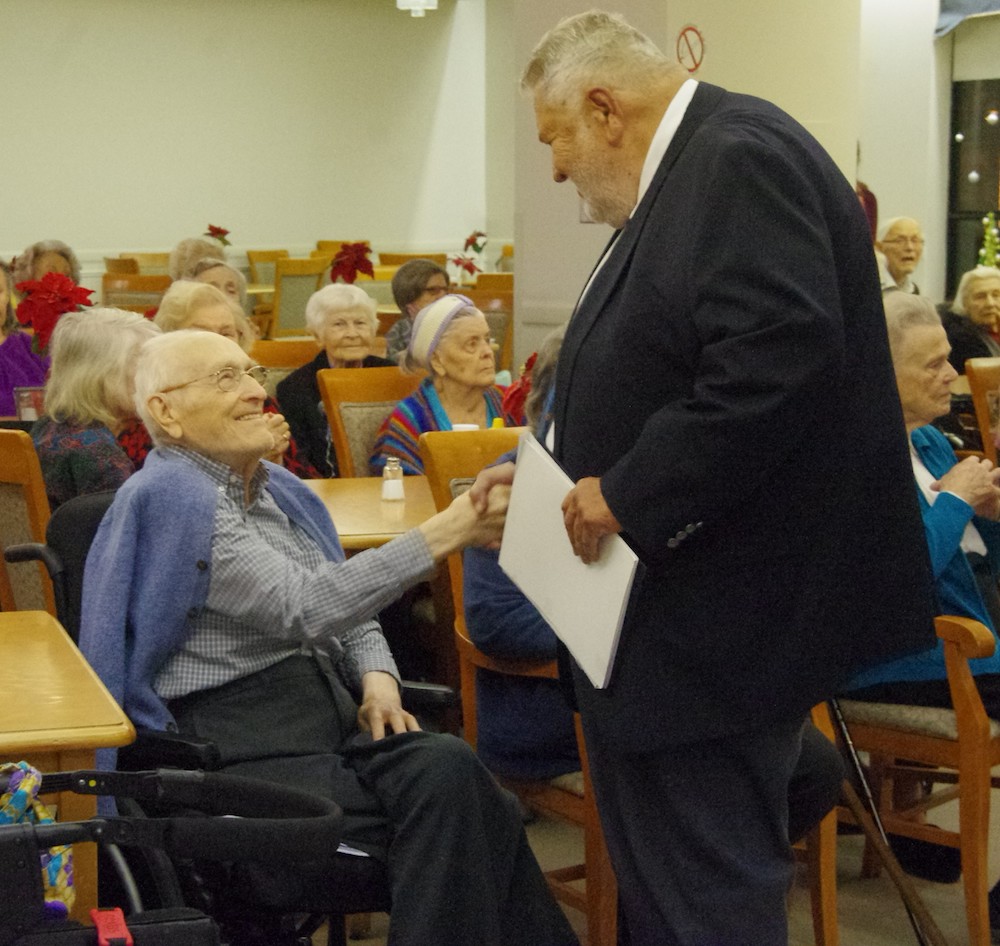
left=0, top=761, right=75, bottom=919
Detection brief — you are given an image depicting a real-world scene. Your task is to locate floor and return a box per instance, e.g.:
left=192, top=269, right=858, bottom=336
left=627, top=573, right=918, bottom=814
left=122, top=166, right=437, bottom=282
left=326, top=793, right=993, bottom=946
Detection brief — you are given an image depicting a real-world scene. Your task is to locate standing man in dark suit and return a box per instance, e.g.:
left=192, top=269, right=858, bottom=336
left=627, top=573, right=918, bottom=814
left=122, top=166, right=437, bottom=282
left=491, top=11, right=937, bottom=945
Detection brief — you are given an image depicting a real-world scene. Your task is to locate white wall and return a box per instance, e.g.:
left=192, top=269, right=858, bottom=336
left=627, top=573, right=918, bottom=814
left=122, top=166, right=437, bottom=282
left=0, top=0, right=491, bottom=289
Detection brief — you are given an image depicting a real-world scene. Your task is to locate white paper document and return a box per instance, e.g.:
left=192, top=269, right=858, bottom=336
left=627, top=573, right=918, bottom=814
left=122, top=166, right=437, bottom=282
left=498, top=433, right=642, bottom=688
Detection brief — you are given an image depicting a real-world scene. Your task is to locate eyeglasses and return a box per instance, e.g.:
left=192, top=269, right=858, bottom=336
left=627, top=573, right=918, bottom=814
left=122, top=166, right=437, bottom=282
left=882, top=236, right=925, bottom=248
left=160, top=364, right=268, bottom=395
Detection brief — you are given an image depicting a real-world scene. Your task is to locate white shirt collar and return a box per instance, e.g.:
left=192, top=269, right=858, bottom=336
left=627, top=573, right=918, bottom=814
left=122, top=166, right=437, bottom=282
left=634, top=78, right=699, bottom=214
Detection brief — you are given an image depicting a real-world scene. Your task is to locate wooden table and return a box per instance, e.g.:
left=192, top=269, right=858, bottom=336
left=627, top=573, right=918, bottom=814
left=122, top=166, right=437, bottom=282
left=304, top=476, right=438, bottom=550
left=0, top=611, right=135, bottom=920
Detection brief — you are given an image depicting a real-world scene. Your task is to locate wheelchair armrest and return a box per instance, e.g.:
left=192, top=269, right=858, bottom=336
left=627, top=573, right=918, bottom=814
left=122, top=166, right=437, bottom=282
left=4, top=542, right=62, bottom=579
left=118, top=728, right=222, bottom=772
left=401, top=680, right=457, bottom=709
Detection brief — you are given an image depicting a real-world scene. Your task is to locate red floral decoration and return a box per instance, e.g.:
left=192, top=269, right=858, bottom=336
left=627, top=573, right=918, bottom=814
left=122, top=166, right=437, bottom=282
left=501, top=351, right=537, bottom=424
left=15, top=272, right=94, bottom=354
left=330, top=242, right=375, bottom=284
left=464, top=230, right=487, bottom=254
left=449, top=254, right=481, bottom=276
left=204, top=224, right=231, bottom=247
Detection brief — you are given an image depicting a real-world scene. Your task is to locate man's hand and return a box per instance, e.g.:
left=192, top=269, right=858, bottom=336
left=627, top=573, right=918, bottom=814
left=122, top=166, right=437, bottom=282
left=468, top=461, right=515, bottom=513
left=262, top=412, right=292, bottom=462
left=357, top=671, right=420, bottom=740
left=562, top=477, right=622, bottom=564
left=933, top=455, right=1000, bottom=520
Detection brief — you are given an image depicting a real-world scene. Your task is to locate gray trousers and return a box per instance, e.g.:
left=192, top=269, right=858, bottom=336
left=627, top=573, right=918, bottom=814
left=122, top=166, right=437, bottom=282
left=169, top=655, right=577, bottom=946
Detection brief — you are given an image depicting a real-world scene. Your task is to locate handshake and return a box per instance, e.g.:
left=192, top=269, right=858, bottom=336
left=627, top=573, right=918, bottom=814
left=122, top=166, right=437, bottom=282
left=417, top=462, right=514, bottom=563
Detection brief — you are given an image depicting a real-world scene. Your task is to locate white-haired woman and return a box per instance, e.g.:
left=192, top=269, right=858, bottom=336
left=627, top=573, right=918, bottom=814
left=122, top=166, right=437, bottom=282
left=275, top=282, right=393, bottom=477
left=13, top=239, right=81, bottom=285
left=370, top=294, right=513, bottom=475
left=116, top=282, right=307, bottom=474
left=32, top=308, right=160, bottom=509
left=941, top=265, right=1000, bottom=373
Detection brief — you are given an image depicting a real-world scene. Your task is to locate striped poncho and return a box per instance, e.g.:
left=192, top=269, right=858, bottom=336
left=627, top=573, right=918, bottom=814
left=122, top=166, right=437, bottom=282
left=370, top=377, right=509, bottom=475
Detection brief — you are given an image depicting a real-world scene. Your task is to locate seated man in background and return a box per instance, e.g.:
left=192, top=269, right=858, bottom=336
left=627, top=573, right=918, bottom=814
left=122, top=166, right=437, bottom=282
left=875, top=216, right=924, bottom=294
left=841, top=292, right=1000, bottom=901
left=79, top=329, right=578, bottom=946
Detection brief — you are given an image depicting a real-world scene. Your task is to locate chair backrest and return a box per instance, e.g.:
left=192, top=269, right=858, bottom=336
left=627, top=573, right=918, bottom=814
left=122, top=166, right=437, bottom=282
left=316, top=239, right=369, bottom=255
left=271, top=257, right=328, bottom=337
left=104, top=256, right=139, bottom=274
left=249, top=338, right=318, bottom=368
left=102, top=273, right=172, bottom=313
left=0, top=429, right=53, bottom=612
left=246, top=249, right=290, bottom=287
left=119, top=252, right=171, bottom=275
left=475, top=272, right=513, bottom=292
left=964, top=357, right=1000, bottom=464
left=378, top=252, right=448, bottom=267
left=418, top=427, right=525, bottom=614
left=316, top=367, right=425, bottom=477
left=41, top=490, right=117, bottom=640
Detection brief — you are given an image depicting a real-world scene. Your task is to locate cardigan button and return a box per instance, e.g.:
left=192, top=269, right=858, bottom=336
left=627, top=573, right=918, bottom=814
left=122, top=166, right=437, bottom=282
left=186, top=607, right=198, bottom=619
left=196, top=560, right=208, bottom=571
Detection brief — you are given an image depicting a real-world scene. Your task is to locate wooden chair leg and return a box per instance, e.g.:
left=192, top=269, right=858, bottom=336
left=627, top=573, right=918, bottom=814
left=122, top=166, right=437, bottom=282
left=860, top=754, right=888, bottom=879
left=958, top=748, right=992, bottom=946
left=804, top=809, right=839, bottom=946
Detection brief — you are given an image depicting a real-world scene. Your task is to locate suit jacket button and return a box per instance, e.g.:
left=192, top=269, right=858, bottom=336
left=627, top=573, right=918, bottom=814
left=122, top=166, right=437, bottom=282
left=667, top=537, right=680, bottom=549
left=675, top=530, right=687, bottom=541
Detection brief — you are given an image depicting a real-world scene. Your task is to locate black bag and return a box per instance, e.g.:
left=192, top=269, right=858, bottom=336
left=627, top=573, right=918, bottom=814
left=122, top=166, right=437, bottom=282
left=0, top=768, right=343, bottom=946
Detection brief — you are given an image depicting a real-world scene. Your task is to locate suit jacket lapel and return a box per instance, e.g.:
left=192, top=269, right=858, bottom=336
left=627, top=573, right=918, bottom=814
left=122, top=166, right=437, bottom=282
left=555, top=82, right=727, bottom=457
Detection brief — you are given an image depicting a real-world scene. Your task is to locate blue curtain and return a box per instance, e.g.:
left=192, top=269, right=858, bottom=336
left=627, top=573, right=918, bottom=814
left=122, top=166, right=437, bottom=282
left=937, top=0, right=1000, bottom=37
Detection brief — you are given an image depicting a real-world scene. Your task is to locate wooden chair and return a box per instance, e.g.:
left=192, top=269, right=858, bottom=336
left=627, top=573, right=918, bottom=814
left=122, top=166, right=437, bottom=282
left=417, top=427, right=617, bottom=946
left=316, top=366, right=424, bottom=477
left=461, top=287, right=514, bottom=373
left=316, top=240, right=370, bottom=255
left=964, top=357, right=1000, bottom=464
left=838, top=614, right=1000, bottom=946
left=0, top=429, right=54, bottom=613
left=119, top=252, right=171, bottom=275
left=246, top=249, right=289, bottom=293
left=269, top=257, right=329, bottom=338
left=378, top=252, right=448, bottom=267
left=103, top=256, right=139, bottom=274
left=101, top=273, right=171, bottom=313
left=475, top=272, right=513, bottom=292
left=250, top=338, right=317, bottom=369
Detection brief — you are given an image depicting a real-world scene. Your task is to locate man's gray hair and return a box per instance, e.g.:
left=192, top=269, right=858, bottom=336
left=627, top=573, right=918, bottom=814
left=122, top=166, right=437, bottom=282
left=883, top=291, right=941, bottom=362
left=951, top=265, right=1000, bottom=316
left=521, top=10, right=673, bottom=106
left=134, top=329, right=219, bottom=446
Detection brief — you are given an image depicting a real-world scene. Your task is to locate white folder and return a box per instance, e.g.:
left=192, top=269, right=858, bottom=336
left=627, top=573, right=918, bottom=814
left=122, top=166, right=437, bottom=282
left=498, top=433, right=641, bottom=688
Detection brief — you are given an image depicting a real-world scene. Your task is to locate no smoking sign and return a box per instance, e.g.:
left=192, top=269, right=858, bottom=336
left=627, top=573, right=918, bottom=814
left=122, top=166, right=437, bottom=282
left=676, top=25, right=704, bottom=73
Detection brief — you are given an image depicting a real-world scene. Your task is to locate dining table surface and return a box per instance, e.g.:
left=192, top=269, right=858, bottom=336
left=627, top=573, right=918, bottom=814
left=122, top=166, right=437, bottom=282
left=304, top=475, right=438, bottom=550
left=0, top=610, right=135, bottom=921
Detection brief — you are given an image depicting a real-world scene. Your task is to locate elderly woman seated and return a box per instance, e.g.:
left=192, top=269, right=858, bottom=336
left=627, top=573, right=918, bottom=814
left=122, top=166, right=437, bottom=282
left=32, top=308, right=160, bottom=509
left=0, top=260, right=48, bottom=416
left=13, top=239, right=81, bottom=285
left=385, top=259, right=450, bottom=363
left=371, top=294, right=513, bottom=475
left=115, top=282, right=312, bottom=475
left=275, top=283, right=393, bottom=478
left=940, top=265, right=1000, bottom=373
left=190, top=258, right=250, bottom=314
left=840, top=291, right=1000, bottom=891
left=168, top=237, right=228, bottom=282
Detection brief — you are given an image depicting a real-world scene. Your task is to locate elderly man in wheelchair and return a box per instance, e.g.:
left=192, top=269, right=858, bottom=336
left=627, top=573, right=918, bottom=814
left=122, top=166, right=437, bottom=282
left=78, top=329, right=578, bottom=946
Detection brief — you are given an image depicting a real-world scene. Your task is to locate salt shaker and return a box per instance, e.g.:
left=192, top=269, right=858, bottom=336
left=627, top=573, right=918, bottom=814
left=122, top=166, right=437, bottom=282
left=382, top=457, right=405, bottom=501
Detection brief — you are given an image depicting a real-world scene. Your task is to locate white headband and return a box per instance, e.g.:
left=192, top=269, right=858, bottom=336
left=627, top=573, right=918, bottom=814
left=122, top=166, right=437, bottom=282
left=407, top=293, right=475, bottom=368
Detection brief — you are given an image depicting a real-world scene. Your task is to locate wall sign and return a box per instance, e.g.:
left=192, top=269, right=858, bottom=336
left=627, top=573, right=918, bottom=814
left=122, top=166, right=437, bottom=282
left=676, top=25, right=705, bottom=73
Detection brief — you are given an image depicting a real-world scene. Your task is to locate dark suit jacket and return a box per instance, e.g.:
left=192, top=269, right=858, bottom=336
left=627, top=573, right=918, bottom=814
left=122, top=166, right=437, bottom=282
left=276, top=350, right=394, bottom=478
left=553, top=82, right=936, bottom=750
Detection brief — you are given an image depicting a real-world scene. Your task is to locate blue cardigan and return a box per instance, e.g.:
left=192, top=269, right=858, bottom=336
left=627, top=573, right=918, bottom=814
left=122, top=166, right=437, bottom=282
left=846, top=425, right=1000, bottom=688
left=78, top=449, right=345, bottom=738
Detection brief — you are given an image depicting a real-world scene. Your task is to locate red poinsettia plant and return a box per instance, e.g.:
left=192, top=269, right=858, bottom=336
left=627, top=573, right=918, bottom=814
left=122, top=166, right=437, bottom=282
left=330, top=242, right=375, bottom=284
left=15, top=272, right=94, bottom=354
left=204, top=224, right=231, bottom=247
left=500, top=350, right=537, bottom=424
left=449, top=254, right=482, bottom=277
left=464, top=230, right=487, bottom=254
